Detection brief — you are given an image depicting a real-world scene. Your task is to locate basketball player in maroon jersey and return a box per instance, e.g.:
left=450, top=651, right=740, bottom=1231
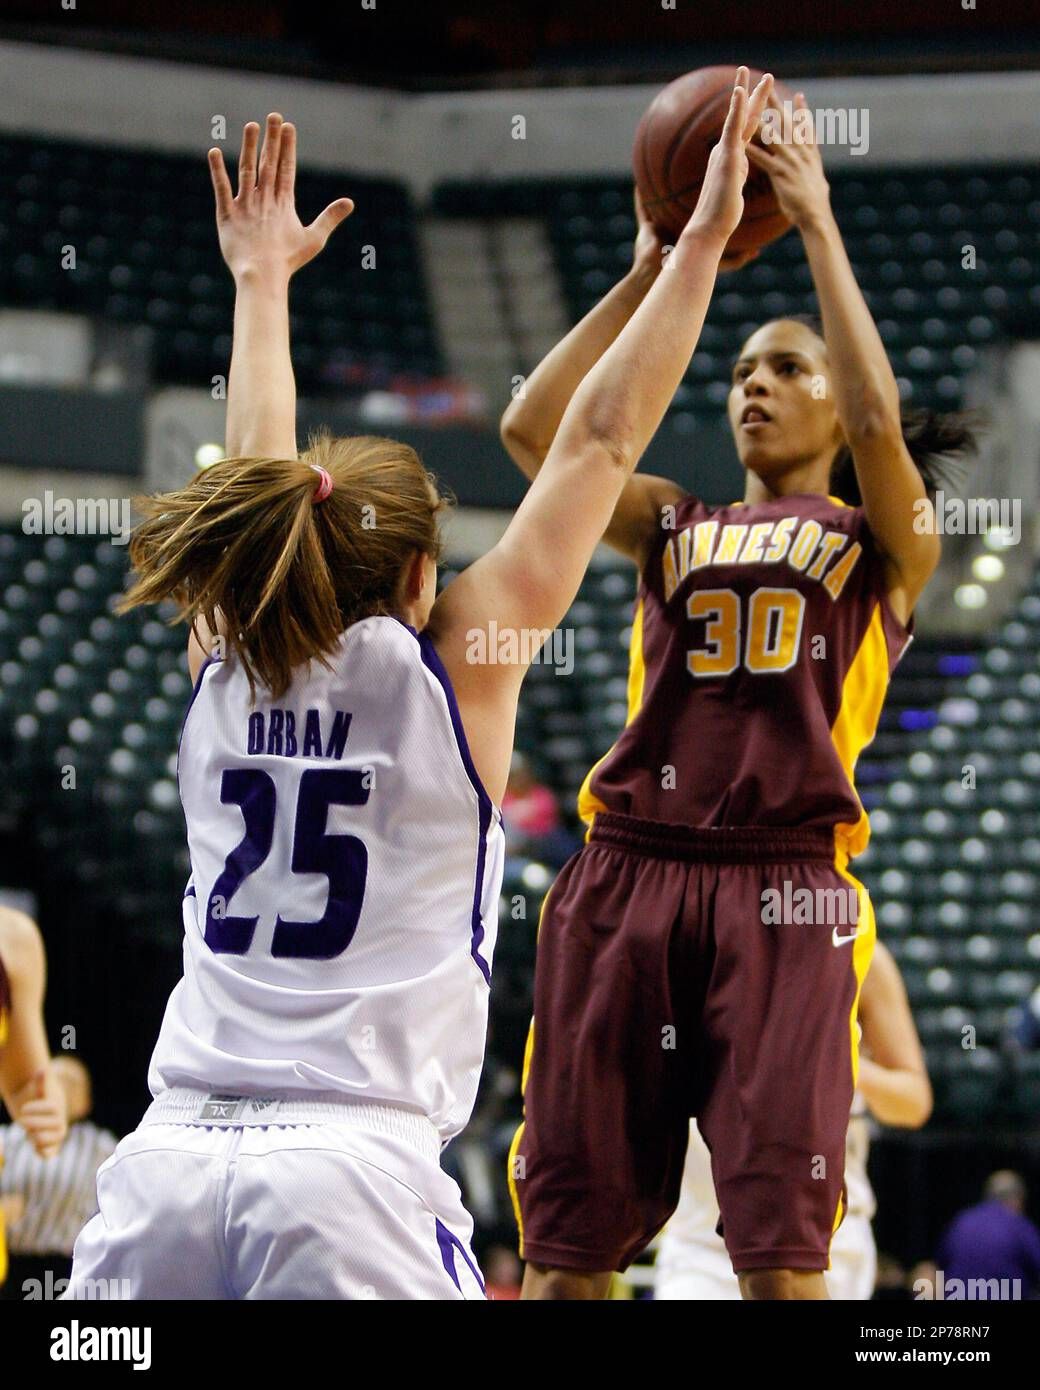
left=501, top=92, right=973, bottom=1299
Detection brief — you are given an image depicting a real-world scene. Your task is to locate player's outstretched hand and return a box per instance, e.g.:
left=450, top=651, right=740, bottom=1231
left=208, top=114, right=354, bottom=282
left=746, top=91, right=832, bottom=230
left=683, top=67, right=773, bottom=250
left=11, top=1067, right=68, bottom=1160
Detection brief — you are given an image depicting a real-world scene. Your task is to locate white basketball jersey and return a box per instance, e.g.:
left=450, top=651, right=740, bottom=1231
left=148, top=616, right=505, bottom=1142
left=844, top=1086, right=876, bottom=1220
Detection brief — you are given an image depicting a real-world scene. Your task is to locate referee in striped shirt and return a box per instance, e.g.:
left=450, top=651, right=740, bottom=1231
left=1, top=1057, right=117, bottom=1299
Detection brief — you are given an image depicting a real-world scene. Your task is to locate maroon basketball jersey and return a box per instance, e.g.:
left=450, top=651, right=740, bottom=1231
left=578, top=492, right=912, bottom=858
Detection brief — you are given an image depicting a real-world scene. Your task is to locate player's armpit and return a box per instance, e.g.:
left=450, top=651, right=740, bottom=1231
left=880, top=565, right=914, bottom=630
left=880, top=541, right=939, bottom=630
left=603, top=474, right=688, bottom=568
left=843, top=425, right=940, bottom=619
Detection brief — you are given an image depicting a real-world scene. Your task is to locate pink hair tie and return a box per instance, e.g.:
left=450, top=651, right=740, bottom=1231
left=310, top=465, right=334, bottom=503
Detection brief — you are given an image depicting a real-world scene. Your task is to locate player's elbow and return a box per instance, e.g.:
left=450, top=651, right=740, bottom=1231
left=499, top=394, right=523, bottom=442
left=499, top=406, right=545, bottom=478
left=573, top=426, right=638, bottom=479
left=843, top=386, right=902, bottom=446
left=902, top=1075, right=934, bottom=1129
left=0, top=906, right=44, bottom=978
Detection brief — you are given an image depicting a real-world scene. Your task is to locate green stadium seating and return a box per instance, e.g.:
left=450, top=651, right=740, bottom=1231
left=0, top=133, right=442, bottom=388
left=434, top=162, right=1040, bottom=413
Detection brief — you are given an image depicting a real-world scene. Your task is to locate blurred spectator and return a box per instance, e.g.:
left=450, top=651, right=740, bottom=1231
left=501, top=753, right=579, bottom=868
left=936, top=1171, right=1040, bottom=1298
left=484, top=1245, right=522, bottom=1300
left=1010, top=984, right=1040, bottom=1051
left=503, top=753, right=560, bottom=838
left=0, top=1056, right=118, bottom=1301
left=874, top=1252, right=914, bottom=1300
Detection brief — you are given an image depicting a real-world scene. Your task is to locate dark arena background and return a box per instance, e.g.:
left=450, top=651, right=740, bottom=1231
left=0, top=0, right=1039, bottom=1352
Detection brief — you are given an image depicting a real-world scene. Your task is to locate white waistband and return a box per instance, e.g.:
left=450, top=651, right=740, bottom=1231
left=142, top=1088, right=441, bottom=1161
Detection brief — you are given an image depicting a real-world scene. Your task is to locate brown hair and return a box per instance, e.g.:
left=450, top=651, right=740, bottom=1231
left=117, top=431, right=449, bottom=700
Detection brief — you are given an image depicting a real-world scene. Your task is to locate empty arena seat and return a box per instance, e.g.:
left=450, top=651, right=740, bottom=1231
left=435, top=159, right=1038, bottom=416
left=0, top=131, right=442, bottom=388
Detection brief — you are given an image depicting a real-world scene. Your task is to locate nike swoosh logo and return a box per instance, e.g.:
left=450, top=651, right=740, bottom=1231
left=832, top=927, right=862, bottom=947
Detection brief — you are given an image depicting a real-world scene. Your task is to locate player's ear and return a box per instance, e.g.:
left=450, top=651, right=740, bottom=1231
left=401, top=548, right=427, bottom=602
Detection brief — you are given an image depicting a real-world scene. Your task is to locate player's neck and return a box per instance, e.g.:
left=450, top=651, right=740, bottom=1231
left=743, top=459, right=833, bottom=505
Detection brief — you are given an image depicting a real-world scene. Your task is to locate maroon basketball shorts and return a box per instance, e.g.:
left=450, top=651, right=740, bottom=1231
left=509, top=811, right=875, bottom=1275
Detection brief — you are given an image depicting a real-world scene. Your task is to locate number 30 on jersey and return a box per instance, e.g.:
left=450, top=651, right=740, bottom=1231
left=686, top=587, right=806, bottom=678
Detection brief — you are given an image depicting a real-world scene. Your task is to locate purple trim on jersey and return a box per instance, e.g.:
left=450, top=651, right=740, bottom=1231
left=435, top=1218, right=486, bottom=1295
left=408, top=625, right=494, bottom=986
left=415, top=631, right=496, bottom=809
left=176, top=652, right=222, bottom=798
left=176, top=659, right=219, bottom=923
left=184, top=652, right=220, bottom=723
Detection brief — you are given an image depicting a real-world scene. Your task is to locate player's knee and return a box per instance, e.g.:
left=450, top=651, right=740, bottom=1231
left=737, top=1267, right=828, bottom=1301
left=522, top=1264, right=613, bottom=1300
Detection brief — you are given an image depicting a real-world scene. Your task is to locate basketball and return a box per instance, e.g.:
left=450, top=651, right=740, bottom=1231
left=633, top=65, right=795, bottom=256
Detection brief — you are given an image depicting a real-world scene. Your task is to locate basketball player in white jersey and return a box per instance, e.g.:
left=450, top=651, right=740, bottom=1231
left=65, top=73, right=775, bottom=1299
left=654, top=941, right=931, bottom=1300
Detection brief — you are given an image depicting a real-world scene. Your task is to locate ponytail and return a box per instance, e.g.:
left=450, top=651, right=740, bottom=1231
left=117, top=432, right=447, bottom=701
left=829, top=407, right=979, bottom=507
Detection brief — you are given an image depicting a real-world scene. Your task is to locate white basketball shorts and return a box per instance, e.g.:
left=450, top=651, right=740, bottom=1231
left=654, top=1213, right=877, bottom=1301
left=64, top=1089, right=485, bottom=1300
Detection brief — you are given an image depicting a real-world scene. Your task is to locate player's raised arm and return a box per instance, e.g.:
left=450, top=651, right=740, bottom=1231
left=746, top=93, right=940, bottom=619
left=190, top=117, right=354, bottom=678
left=208, top=114, right=354, bottom=461
left=499, top=190, right=686, bottom=566
left=430, top=70, right=773, bottom=681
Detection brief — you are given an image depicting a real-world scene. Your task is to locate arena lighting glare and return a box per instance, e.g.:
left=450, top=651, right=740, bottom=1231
left=521, top=862, right=552, bottom=892
left=195, top=443, right=224, bottom=469
left=972, top=554, right=1005, bottom=582
left=954, top=583, right=987, bottom=609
